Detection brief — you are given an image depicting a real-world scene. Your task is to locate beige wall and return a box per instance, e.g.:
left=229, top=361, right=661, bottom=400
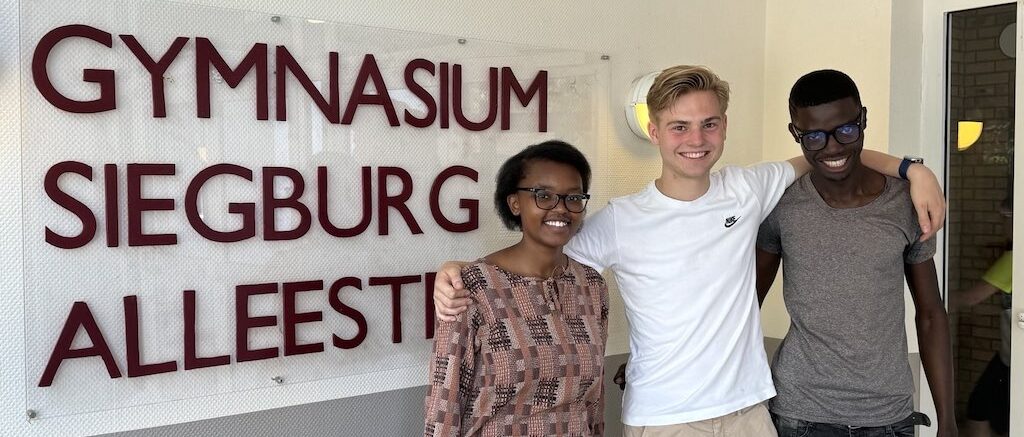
left=759, top=0, right=896, bottom=340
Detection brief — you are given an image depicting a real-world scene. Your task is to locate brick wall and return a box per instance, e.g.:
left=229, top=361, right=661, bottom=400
left=948, top=4, right=1014, bottom=419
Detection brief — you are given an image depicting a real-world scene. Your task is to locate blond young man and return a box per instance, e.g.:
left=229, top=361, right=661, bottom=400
left=432, top=65, right=945, bottom=436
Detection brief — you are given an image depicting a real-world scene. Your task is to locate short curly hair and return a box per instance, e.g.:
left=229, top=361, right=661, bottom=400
left=788, top=69, right=862, bottom=115
left=494, top=140, right=592, bottom=230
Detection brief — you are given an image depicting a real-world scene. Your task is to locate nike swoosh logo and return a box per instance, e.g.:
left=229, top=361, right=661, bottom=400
left=724, top=216, right=739, bottom=228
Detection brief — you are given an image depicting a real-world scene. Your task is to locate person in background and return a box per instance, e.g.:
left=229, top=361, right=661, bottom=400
left=423, top=140, right=609, bottom=436
left=956, top=196, right=1012, bottom=437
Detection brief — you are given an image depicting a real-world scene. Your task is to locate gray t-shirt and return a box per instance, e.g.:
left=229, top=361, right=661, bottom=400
left=757, top=174, right=936, bottom=427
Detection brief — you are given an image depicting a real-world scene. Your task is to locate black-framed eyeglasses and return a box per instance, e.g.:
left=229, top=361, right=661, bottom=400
left=516, top=188, right=591, bottom=213
left=792, top=112, right=864, bottom=151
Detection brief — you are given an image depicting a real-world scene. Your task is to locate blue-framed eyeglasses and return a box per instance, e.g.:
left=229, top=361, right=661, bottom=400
left=792, top=111, right=865, bottom=151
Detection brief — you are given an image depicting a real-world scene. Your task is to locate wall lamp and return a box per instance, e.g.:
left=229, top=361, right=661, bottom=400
left=625, top=72, right=659, bottom=140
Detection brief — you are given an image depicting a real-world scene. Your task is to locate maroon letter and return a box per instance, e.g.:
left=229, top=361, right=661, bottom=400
left=120, top=35, right=188, bottom=118
left=403, top=59, right=437, bottom=128
left=283, top=280, right=325, bottom=356
left=318, top=166, right=371, bottom=238
left=235, top=283, right=279, bottom=362
left=377, top=167, right=422, bottom=235
left=185, top=164, right=256, bottom=242
left=439, top=62, right=450, bottom=128
left=184, top=290, right=231, bottom=370
left=329, top=277, right=367, bottom=349
left=424, top=272, right=436, bottom=340
left=127, top=163, right=177, bottom=246
left=276, top=47, right=339, bottom=123
left=195, top=38, right=268, bottom=120
left=104, top=164, right=119, bottom=247
left=368, top=276, right=421, bottom=343
left=124, top=295, right=178, bottom=377
left=39, top=301, right=122, bottom=387
left=429, top=166, right=478, bottom=233
left=32, top=24, right=116, bottom=113
left=501, top=68, right=547, bottom=132
left=341, top=54, right=399, bottom=126
left=44, top=161, right=97, bottom=249
left=262, top=167, right=312, bottom=241
left=452, top=65, right=498, bottom=131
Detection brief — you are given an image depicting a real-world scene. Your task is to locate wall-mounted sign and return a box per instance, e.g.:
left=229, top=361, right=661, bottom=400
left=11, top=0, right=606, bottom=429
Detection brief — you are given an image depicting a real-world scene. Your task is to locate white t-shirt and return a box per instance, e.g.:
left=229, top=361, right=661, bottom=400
left=565, top=162, right=795, bottom=426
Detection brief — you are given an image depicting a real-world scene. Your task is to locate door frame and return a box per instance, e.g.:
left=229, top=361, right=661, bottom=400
left=899, top=0, right=1022, bottom=435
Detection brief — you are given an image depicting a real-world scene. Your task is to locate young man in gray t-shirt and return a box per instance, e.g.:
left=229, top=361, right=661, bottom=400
left=755, top=70, right=955, bottom=437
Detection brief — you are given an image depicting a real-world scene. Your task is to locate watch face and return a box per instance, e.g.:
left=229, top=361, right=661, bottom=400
left=904, top=156, right=924, bottom=164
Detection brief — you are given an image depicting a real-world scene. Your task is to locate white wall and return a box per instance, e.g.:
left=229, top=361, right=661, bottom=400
left=759, top=0, right=895, bottom=340
left=180, top=0, right=768, bottom=357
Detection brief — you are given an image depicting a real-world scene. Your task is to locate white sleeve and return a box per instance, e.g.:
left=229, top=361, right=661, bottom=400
left=741, top=161, right=796, bottom=220
left=563, top=203, right=617, bottom=272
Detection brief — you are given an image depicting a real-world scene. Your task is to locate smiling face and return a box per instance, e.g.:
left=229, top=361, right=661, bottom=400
left=507, top=159, right=585, bottom=250
left=790, top=97, right=866, bottom=181
left=648, top=90, right=727, bottom=183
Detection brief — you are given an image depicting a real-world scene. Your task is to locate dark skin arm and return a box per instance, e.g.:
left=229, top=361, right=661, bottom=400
left=906, top=259, right=956, bottom=437
left=613, top=248, right=784, bottom=390
left=755, top=248, right=782, bottom=307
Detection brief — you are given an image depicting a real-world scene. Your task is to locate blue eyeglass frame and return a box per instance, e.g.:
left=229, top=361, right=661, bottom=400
left=791, top=110, right=865, bottom=151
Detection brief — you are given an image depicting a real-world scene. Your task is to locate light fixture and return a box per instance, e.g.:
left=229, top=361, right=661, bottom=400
left=999, top=22, right=1016, bottom=58
left=957, top=121, right=983, bottom=151
left=306, top=19, right=326, bottom=24
left=625, top=72, right=659, bottom=140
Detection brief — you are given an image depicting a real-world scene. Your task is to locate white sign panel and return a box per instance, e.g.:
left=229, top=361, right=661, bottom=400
left=9, top=0, right=606, bottom=432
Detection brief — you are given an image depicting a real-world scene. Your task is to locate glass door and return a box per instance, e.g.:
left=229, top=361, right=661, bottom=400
left=946, top=4, right=1017, bottom=436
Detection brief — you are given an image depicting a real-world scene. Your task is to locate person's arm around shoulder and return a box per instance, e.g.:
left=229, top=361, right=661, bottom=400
left=786, top=155, right=813, bottom=179
left=786, top=151, right=946, bottom=240
left=905, top=258, right=956, bottom=437
left=860, top=150, right=945, bottom=241
left=434, top=261, right=472, bottom=322
left=734, top=161, right=797, bottom=220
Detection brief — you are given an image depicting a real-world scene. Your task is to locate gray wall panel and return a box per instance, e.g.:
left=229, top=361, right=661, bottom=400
left=103, top=341, right=922, bottom=437
left=106, top=354, right=629, bottom=437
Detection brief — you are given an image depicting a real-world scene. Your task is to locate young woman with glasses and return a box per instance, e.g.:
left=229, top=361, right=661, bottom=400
left=423, top=140, right=609, bottom=436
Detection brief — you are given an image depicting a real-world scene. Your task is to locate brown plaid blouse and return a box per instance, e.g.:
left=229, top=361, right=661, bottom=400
left=424, top=258, right=609, bottom=436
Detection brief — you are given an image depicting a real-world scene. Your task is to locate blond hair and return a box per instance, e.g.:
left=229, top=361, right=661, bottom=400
left=646, top=65, right=730, bottom=122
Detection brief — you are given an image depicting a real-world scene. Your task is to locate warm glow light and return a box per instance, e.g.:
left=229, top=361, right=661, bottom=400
left=957, top=121, right=983, bottom=151
left=625, top=72, right=659, bottom=140
left=633, top=103, right=651, bottom=139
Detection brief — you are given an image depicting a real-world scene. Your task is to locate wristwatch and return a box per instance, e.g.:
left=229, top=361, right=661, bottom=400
left=899, top=155, right=924, bottom=180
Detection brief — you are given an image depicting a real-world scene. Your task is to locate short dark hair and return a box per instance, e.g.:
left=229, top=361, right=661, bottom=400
left=789, top=69, right=862, bottom=114
left=494, top=140, right=591, bottom=230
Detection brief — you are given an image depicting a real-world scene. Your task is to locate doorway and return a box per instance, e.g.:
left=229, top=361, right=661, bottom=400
left=947, top=4, right=1015, bottom=436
